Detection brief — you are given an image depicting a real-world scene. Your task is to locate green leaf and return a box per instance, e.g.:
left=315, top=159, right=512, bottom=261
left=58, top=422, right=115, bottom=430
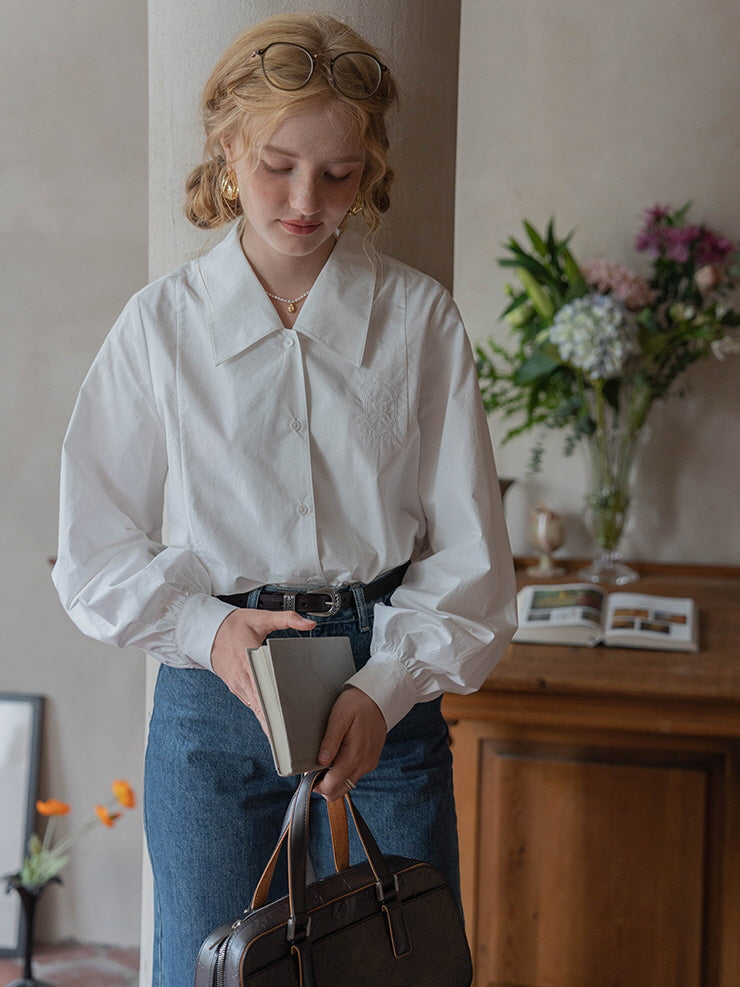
left=562, top=247, right=588, bottom=294
left=523, top=221, right=548, bottom=257
left=545, top=218, right=557, bottom=257
left=514, top=350, right=560, bottom=383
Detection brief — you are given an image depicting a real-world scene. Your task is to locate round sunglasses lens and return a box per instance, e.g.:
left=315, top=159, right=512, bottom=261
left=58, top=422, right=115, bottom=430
left=331, top=52, right=383, bottom=99
left=261, top=43, right=313, bottom=91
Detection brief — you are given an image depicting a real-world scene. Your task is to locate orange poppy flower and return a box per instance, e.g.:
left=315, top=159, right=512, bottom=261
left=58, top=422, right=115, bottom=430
left=95, top=805, right=122, bottom=828
left=36, top=799, right=70, bottom=817
left=111, top=779, right=136, bottom=809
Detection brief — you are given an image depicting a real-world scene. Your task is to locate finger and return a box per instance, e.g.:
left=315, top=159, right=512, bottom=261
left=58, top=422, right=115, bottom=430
left=318, top=688, right=386, bottom=764
left=250, top=610, right=317, bottom=637
left=315, top=692, right=386, bottom=801
left=316, top=769, right=358, bottom=802
left=317, top=697, right=352, bottom=766
left=316, top=763, right=361, bottom=802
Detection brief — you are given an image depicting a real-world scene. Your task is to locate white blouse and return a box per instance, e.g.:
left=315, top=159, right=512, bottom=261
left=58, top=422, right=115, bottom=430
left=52, top=226, right=517, bottom=730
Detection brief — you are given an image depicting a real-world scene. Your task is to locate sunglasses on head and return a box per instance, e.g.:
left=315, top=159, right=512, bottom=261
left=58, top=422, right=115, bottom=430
left=251, top=42, right=387, bottom=100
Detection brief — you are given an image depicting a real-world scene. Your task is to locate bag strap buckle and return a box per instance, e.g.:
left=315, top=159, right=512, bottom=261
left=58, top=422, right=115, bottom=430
left=287, top=914, right=311, bottom=943
left=375, top=873, right=400, bottom=903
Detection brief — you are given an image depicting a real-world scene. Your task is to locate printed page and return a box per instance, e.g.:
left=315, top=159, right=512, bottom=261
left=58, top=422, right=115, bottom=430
left=514, top=584, right=606, bottom=645
left=604, top=593, right=698, bottom=650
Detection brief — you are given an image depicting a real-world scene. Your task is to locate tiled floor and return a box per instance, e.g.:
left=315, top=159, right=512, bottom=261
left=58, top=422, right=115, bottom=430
left=0, top=942, right=139, bottom=986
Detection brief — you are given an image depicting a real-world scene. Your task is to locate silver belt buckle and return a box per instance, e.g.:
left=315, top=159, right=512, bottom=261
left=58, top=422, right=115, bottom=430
left=305, top=588, right=343, bottom=617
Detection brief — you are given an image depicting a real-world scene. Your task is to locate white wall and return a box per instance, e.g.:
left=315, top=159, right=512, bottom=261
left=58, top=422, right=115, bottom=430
left=456, top=0, right=740, bottom=564
left=1, top=0, right=147, bottom=946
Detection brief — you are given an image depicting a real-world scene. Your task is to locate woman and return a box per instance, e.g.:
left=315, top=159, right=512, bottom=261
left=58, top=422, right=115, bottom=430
left=52, top=12, right=517, bottom=986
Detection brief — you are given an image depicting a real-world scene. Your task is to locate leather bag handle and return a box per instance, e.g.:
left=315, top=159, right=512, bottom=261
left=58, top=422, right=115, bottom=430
left=286, top=771, right=401, bottom=941
left=253, top=771, right=413, bottom=987
left=250, top=775, right=349, bottom=910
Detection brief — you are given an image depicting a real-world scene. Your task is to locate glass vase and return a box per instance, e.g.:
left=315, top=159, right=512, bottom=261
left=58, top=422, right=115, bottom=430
left=577, top=426, right=643, bottom=585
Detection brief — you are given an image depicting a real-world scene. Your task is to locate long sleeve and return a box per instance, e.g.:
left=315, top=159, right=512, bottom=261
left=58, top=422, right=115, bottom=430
left=52, top=296, right=235, bottom=668
left=347, top=290, right=518, bottom=730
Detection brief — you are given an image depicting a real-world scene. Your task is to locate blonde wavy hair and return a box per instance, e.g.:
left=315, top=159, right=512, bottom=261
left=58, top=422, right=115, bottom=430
left=185, top=12, right=398, bottom=238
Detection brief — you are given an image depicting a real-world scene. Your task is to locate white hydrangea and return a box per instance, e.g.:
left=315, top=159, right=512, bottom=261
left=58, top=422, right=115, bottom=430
left=549, top=294, right=637, bottom=380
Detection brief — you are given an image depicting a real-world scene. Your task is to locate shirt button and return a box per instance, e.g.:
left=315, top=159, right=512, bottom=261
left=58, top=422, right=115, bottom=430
left=289, top=418, right=302, bottom=432
left=296, top=503, right=310, bottom=516
left=283, top=335, right=295, bottom=348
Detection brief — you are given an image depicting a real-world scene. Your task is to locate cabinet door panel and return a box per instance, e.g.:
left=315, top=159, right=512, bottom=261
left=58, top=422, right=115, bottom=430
left=476, top=748, right=706, bottom=987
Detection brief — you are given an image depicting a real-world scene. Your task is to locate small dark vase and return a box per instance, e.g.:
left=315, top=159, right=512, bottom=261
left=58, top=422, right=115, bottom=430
left=4, top=875, right=59, bottom=987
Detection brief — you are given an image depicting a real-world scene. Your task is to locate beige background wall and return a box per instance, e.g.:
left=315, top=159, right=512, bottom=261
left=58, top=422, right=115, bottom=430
left=1, top=0, right=148, bottom=947
left=1, top=0, right=738, bottom=958
left=456, top=0, right=740, bottom=564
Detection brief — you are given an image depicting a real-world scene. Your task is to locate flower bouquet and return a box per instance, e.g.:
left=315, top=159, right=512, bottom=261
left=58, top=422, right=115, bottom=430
left=477, top=204, right=739, bottom=582
left=4, top=780, right=136, bottom=985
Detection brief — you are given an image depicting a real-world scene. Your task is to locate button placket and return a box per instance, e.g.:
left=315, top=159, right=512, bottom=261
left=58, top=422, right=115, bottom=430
left=280, top=329, right=320, bottom=574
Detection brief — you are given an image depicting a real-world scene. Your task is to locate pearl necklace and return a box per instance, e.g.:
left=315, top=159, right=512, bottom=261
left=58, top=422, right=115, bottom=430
left=265, top=289, right=311, bottom=313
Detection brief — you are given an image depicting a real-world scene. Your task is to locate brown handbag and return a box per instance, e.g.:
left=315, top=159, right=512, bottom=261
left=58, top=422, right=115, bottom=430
left=195, top=769, right=473, bottom=986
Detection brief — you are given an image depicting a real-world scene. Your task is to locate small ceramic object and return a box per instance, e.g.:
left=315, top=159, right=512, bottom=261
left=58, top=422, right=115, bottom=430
left=526, top=504, right=566, bottom=577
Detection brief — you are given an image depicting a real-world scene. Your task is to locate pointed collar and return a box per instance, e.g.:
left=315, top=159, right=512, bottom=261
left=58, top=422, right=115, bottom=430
left=201, top=226, right=376, bottom=368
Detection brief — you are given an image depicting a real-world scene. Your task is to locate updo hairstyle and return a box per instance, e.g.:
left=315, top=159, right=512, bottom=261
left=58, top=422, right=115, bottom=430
left=185, top=13, right=398, bottom=237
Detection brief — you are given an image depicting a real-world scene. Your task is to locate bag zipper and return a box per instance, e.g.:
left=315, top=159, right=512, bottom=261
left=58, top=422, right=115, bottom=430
left=214, top=916, right=244, bottom=987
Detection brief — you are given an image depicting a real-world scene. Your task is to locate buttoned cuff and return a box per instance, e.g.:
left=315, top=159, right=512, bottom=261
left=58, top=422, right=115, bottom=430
left=345, top=651, right=419, bottom=732
left=176, top=593, right=237, bottom=670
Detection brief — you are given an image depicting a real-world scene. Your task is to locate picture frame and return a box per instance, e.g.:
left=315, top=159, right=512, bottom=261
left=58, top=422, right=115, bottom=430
left=0, top=693, right=44, bottom=956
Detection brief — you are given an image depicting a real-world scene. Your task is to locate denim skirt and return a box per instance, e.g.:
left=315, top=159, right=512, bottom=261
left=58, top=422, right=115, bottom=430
left=143, top=589, right=460, bottom=987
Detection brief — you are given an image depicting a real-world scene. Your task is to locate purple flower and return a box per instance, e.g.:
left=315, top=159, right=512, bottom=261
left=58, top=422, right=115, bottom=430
left=635, top=204, right=737, bottom=269
left=634, top=230, right=662, bottom=256
left=645, top=205, right=671, bottom=223
left=664, top=226, right=700, bottom=263
left=696, top=231, right=734, bottom=266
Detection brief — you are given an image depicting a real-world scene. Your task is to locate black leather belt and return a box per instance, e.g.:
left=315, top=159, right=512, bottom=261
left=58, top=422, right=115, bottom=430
left=218, top=563, right=409, bottom=617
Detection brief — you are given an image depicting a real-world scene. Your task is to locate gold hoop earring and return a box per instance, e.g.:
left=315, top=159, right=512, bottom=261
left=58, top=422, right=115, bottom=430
left=349, top=193, right=364, bottom=216
left=220, top=167, right=239, bottom=202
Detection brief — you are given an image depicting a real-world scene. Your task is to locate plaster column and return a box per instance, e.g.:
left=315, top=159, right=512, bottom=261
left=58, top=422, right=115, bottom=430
left=144, top=1, right=461, bottom=981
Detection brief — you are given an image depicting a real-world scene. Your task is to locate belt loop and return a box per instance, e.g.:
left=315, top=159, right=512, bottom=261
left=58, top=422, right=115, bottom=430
left=350, top=584, right=371, bottom=633
left=246, top=587, right=262, bottom=609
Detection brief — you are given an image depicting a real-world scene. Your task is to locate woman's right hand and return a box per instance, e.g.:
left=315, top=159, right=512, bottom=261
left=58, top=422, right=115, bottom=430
left=210, top=608, right=316, bottom=730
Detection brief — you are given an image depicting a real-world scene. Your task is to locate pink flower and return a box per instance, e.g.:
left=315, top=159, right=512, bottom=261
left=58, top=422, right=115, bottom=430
left=664, top=225, right=701, bottom=263
left=694, top=264, right=724, bottom=295
left=581, top=259, right=656, bottom=310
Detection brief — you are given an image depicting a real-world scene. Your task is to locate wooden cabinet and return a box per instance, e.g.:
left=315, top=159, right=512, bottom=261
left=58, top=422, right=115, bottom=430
left=443, top=562, right=740, bottom=987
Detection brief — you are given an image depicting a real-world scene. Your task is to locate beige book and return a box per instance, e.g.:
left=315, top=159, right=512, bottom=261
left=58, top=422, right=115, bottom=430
left=247, top=636, right=356, bottom=776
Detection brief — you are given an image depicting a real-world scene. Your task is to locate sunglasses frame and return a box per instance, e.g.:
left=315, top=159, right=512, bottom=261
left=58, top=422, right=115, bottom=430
left=252, top=42, right=387, bottom=100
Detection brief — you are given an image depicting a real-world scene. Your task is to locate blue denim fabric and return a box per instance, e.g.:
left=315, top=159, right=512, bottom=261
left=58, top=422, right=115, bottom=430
left=144, top=590, right=459, bottom=987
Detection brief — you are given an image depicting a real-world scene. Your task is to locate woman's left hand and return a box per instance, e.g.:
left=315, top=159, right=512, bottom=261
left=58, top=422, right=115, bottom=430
left=315, top=686, right=387, bottom=801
